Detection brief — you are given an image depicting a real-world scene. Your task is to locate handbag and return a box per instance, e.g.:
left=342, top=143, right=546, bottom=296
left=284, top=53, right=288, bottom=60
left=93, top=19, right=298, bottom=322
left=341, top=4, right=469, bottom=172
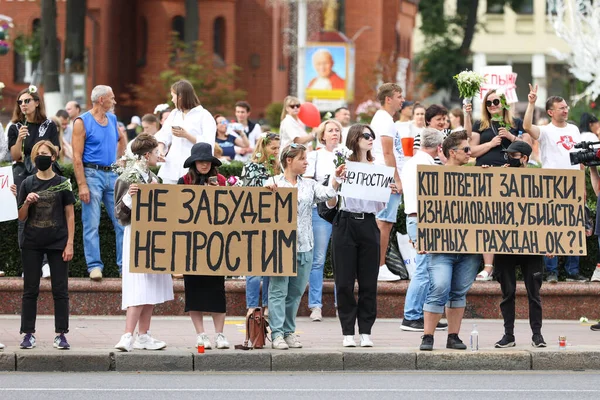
left=385, top=233, right=409, bottom=280
left=12, top=156, right=35, bottom=189
left=234, top=307, right=270, bottom=350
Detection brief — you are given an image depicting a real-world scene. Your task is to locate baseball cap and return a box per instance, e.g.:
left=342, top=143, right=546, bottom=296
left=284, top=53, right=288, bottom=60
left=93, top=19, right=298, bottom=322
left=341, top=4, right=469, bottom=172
left=130, top=116, right=142, bottom=126
left=502, top=141, right=532, bottom=157
left=401, top=101, right=414, bottom=110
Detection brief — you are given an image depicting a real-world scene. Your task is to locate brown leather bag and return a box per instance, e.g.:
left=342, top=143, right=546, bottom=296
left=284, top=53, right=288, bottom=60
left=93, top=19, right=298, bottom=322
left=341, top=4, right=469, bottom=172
left=235, top=308, right=269, bottom=350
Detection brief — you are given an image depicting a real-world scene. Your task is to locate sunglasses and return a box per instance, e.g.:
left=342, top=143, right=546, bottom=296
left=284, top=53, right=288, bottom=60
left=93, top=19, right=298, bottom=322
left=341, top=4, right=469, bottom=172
left=361, top=132, right=374, bottom=140
left=289, top=143, right=306, bottom=150
left=452, top=146, right=471, bottom=153
left=17, top=99, right=33, bottom=106
left=218, top=121, right=228, bottom=125
left=486, top=99, right=501, bottom=107
left=289, top=104, right=301, bottom=109
left=504, top=153, right=521, bottom=160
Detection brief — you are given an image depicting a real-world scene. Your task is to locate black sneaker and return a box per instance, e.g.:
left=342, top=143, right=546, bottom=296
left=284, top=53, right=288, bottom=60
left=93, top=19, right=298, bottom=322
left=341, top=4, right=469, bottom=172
left=494, top=334, right=516, bottom=348
left=420, top=334, right=434, bottom=351
left=400, top=318, right=424, bottom=332
left=566, top=273, right=588, bottom=282
left=436, top=321, right=448, bottom=331
left=545, top=273, right=558, bottom=283
left=446, top=334, right=467, bottom=350
left=531, top=333, right=547, bottom=348
left=591, top=323, right=600, bottom=331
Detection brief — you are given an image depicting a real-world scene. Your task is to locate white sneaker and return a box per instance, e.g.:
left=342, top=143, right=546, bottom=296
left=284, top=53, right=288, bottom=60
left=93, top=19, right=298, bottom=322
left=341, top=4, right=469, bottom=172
left=42, top=263, right=51, bottom=279
left=196, top=333, right=212, bottom=350
left=0, top=342, right=4, bottom=350
left=114, top=333, right=134, bottom=352
left=284, top=333, right=302, bottom=348
left=360, top=334, right=374, bottom=347
left=133, top=333, right=166, bottom=350
left=591, top=268, right=600, bottom=282
left=343, top=335, right=356, bottom=347
left=0, top=271, right=5, bottom=277
left=215, top=333, right=229, bottom=349
left=378, top=264, right=400, bottom=282
left=310, top=307, right=322, bottom=322
left=272, top=336, right=289, bottom=350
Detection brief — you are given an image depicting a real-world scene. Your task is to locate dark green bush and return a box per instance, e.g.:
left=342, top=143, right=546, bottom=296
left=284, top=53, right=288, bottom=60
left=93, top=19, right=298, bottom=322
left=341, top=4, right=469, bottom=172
left=265, top=102, right=284, bottom=129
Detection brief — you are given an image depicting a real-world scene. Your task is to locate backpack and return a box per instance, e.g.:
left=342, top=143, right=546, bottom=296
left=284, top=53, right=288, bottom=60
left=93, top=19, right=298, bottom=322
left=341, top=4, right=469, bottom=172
left=235, top=308, right=269, bottom=350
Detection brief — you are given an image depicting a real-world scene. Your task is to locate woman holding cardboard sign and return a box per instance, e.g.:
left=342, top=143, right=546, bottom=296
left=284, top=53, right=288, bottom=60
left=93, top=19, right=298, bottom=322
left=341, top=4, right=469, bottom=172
left=264, top=143, right=343, bottom=350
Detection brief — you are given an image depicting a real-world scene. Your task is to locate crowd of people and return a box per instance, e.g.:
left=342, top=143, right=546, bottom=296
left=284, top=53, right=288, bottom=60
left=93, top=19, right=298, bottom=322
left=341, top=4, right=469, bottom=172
left=0, top=78, right=599, bottom=352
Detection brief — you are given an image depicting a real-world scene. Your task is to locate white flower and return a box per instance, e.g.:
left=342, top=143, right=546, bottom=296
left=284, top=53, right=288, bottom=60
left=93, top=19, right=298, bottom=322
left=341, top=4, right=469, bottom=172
left=496, top=87, right=505, bottom=97
left=580, top=316, right=589, bottom=323
left=28, top=85, right=37, bottom=94
left=0, top=82, right=4, bottom=90
left=153, top=103, right=169, bottom=114
left=255, top=152, right=262, bottom=158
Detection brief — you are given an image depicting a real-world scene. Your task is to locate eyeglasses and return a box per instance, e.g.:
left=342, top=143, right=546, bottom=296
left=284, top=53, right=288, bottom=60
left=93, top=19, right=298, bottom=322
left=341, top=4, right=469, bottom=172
left=452, top=146, right=471, bottom=153
left=17, top=99, right=33, bottom=106
left=554, top=106, right=570, bottom=112
left=504, top=153, right=521, bottom=160
left=289, top=104, right=301, bottom=109
left=361, top=132, right=374, bottom=140
left=486, top=99, right=501, bottom=107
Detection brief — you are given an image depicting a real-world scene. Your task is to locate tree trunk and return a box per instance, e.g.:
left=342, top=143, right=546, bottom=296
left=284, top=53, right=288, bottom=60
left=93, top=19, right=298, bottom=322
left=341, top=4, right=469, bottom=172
left=184, top=0, right=199, bottom=46
left=41, top=0, right=61, bottom=115
left=66, top=0, right=87, bottom=72
left=459, top=0, right=479, bottom=56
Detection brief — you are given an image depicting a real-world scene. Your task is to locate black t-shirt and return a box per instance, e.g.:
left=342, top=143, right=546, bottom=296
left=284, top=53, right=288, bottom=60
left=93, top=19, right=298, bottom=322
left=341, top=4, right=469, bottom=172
left=17, top=174, right=75, bottom=250
left=8, top=119, right=60, bottom=159
left=473, top=118, right=524, bottom=166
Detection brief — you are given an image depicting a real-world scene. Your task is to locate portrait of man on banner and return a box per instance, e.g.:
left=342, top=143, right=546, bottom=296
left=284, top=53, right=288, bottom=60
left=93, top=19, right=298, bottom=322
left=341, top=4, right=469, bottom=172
left=305, top=45, right=348, bottom=101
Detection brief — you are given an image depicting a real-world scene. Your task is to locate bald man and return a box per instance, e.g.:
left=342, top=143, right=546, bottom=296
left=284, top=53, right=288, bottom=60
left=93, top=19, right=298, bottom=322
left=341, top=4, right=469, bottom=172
left=307, top=49, right=345, bottom=90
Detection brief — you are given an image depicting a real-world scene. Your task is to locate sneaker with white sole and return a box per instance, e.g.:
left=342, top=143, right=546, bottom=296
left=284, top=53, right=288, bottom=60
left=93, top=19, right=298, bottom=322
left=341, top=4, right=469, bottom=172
left=133, top=333, right=166, bottom=350
left=591, top=268, right=600, bottom=282
left=343, top=335, right=356, bottom=347
left=114, top=332, right=134, bottom=352
left=284, top=333, right=302, bottom=348
left=310, top=307, right=322, bottom=322
left=53, top=333, right=70, bottom=350
left=89, top=268, right=103, bottom=281
left=360, top=334, right=373, bottom=347
left=197, top=333, right=212, bottom=350
left=0, top=342, right=4, bottom=350
left=272, top=336, right=289, bottom=350
left=0, top=271, right=5, bottom=277
left=20, top=333, right=36, bottom=349
left=42, top=263, right=51, bottom=279
left=215, top=333, right=229, bottom=349
left=378, top=264, right=400, bottom=282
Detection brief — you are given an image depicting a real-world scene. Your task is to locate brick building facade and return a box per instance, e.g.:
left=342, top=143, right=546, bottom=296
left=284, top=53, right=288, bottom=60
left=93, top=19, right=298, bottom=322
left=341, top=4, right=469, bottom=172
left=0, top=0, right=417, bottom=119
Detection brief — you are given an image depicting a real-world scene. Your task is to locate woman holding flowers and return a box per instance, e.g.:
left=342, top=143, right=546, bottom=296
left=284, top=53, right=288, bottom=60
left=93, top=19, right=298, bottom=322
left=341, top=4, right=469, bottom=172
left=303, top=119, right=343, bottom=322
left=113, top=134, right=174, bottom=352
left=17, top=140, right=75, bottom=350
left=265, top=143, right=343, bottom=349
left=240, top=132, right=281, bottom=316
left=328, top=124, right=391, bottom=348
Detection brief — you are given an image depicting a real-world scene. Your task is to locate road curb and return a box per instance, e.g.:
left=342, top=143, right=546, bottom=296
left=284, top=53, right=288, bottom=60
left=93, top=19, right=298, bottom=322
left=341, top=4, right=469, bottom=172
left=15, top=350, right=112, bottom=372
left=343, top=351, right=416, bottom=370
left=194, top=351, right=272, bottom=371
left=113, top=351, right=193, bottom=372
left=271, top=351, right=344, bottom=371
left=417, top=350, right=532, bottom=370
left=0, top=352, right=15, bottom=371
left=531, top=350, right=600, bottom=370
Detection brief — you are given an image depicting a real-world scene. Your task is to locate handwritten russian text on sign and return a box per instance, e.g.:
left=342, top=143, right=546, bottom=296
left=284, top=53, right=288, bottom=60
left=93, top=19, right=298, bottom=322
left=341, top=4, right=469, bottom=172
left=130, top=184, right=298, bottom=276
left=417, top=165, right=586, bottom=255
left=340, top=161, right=395, bottom=202
left=480, top=65, right=518, bottom=103
left=0, top=167, right=18, bottom=222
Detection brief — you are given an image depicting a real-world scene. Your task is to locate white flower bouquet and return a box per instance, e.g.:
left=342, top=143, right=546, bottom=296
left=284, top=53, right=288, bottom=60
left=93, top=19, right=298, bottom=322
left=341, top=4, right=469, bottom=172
left=454, top=70, right=485, bottom=102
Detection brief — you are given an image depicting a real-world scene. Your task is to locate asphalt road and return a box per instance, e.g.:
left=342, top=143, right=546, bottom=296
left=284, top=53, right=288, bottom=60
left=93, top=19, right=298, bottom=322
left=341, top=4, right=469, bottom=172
left=0, top=371, right=597, bottom=400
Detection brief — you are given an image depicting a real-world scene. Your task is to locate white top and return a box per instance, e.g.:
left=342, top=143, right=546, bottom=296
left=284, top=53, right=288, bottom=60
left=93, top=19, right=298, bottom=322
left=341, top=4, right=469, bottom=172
left=395, top=121, right=412, bottom=138
left=400, top=150, right=436, bottom=215
left=538, top=122, right=581, bottom=170
left=305, top=148, right=336, bottom=183
left=234, top=122, right=263, bottom=162
left=155, top=105, right=216, bottom=183
left=280, top=115, right=307, bottom=149
left=341, top=126, right=350, bottom=147
left=370, top=109, right=405, bottom=175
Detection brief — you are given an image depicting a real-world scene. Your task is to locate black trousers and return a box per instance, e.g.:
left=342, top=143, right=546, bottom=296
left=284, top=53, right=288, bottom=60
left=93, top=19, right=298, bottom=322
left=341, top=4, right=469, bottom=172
left=21, top=248, right=69, bottom=334
left=494, top=254, right=543, bottom=336
left=331, top=212, right=380, bottom=335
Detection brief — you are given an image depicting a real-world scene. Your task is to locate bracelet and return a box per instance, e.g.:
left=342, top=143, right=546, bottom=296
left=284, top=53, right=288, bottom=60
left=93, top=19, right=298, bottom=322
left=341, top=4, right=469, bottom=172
left=484, top=264, right=494, bottom=268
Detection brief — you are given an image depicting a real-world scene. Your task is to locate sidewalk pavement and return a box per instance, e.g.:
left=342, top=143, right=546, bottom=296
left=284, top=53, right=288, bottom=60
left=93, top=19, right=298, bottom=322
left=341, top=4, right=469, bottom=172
left=0, top=316, right=599, bottom=372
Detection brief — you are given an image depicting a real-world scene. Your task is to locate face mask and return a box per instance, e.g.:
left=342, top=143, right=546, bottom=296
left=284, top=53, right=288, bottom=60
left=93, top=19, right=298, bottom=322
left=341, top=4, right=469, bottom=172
left=35, top=155, right=53, bottom=171
left=507, top=157, right=522, bottom=168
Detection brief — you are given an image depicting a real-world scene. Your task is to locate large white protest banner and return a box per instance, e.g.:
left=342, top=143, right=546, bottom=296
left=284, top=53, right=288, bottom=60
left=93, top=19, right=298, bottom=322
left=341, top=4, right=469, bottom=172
left=340, top=161, right=395, bottom=202
left=0, top=167, right=18, bottom=222
left=480, top=65, right=518, bottom=103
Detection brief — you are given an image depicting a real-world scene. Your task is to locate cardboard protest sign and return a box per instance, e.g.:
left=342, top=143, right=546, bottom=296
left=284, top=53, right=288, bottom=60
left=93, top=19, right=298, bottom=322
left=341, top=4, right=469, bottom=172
left=417, top=165, right=586, bottom=255
left=130, top=184, right=298, bottom=276
left=340, top=161, right=395, bottom=202
left=0, top=167, right=18, bottom=222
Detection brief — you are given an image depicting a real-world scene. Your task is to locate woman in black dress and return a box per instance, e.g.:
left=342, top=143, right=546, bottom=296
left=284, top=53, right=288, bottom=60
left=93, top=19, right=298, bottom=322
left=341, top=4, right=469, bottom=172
left=178, top=142, right=229, bottom=350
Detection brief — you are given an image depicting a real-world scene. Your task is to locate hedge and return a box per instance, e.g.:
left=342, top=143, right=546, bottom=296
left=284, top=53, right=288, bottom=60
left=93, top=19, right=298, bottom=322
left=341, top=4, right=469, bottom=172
left=1, top=162, right=599, bottom=279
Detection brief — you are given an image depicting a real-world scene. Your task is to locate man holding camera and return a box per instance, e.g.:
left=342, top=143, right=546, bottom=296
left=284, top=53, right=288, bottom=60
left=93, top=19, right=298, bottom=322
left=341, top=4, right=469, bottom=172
left=523, top=84, right=587, bottom=282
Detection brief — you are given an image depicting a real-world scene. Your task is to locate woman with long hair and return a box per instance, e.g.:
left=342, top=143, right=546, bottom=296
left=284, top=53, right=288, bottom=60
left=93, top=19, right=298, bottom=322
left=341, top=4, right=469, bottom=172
left=178, top=142, right=229, bottom=349
left=155, top=80, right=217, bottom=184
left=579, top=112, right=600, bottom=143
left=214, top=114, right=250, bottom=161
left=330, top=124, right=390, bottom=348
left=279, top=95, right=316, bottom=149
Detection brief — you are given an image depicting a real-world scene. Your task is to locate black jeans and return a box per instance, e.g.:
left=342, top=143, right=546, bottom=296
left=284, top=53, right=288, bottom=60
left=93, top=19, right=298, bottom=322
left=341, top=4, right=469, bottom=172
left=494, top=254, right=543, bottom=336
left=21, top=248, right=69, bottom=334
left=331, top=212, right=380, bottom=335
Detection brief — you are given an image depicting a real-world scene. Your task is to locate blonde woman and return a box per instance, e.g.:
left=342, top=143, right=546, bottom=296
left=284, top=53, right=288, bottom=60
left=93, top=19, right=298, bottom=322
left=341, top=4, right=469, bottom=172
left=279, top=96, right=316, bottom=149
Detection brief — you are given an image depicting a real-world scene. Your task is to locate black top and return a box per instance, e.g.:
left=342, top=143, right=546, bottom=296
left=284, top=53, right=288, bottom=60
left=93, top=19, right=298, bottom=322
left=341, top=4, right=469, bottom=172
left=8, top=119, right=60, bottom=159
left=17, top=174, right=75, bottom=250
left=473, top=118, right=524, bottom=166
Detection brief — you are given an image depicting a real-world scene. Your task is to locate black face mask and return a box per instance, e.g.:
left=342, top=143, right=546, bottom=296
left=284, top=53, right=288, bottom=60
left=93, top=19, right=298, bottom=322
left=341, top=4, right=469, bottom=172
left=507, top=157, right=522, bottom=168
left=35, top=155, right=53, bottom=171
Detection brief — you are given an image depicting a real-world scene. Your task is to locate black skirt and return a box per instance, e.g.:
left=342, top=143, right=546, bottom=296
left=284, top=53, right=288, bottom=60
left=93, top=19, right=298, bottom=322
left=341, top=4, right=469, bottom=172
left=183, top=275, right=226, bottom=313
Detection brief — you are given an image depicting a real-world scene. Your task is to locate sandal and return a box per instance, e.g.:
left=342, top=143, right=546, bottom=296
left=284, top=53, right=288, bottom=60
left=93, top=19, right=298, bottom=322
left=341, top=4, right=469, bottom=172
left=476, top=265, right=494, bottom=281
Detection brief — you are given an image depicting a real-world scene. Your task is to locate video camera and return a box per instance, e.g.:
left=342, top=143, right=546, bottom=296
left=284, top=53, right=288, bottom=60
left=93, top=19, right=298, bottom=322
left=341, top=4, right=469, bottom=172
left=570, top=141, right=600, bottom=166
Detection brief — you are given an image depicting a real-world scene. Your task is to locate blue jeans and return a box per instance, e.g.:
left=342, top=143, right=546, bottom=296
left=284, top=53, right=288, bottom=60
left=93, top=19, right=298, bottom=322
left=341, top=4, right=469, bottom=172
left=246, top=276, right=269, bottom=308
left=403, top=216, right=431, bottom=321
left=82, top=168, right=124, bottom=273
left=308, top=208, right=332, bottom=309
left=268, top=251, right=312, bottom=340
left=544, top=256, right=579, bottom=276
left=376, top=193, right=402, bottom=222
left=424, top=253, right=481, bottom=314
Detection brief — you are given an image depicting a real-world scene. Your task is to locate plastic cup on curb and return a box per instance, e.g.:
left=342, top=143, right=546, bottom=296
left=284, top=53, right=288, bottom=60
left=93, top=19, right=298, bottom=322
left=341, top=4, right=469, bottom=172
left=197, top=344, right=205, bottom=354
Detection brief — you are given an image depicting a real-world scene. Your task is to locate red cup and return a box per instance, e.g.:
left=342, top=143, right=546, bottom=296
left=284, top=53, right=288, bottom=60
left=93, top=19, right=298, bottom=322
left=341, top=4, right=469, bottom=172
left=401, top=137, right=415, bottom=157
left=197, top=344, right=205, bottom=354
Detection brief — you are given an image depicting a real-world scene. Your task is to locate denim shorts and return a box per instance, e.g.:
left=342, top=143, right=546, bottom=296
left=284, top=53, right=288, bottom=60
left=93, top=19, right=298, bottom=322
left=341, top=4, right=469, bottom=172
left=376, top=193, right=402, bottom=223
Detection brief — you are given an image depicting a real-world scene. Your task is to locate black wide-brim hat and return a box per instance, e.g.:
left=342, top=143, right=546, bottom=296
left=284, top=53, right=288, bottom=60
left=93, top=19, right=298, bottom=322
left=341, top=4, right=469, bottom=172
left=183, top=142, right=222, bottom=168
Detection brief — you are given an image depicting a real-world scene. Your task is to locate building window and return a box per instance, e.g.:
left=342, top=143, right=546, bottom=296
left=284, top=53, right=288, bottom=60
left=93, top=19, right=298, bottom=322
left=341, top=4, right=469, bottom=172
left=172, top=15, right=185, bottom=41
left=486, top=0, right=504, bottom=14
left=137, top=16, right=148, bottom=67
left=337, top=0, right=346, bottom=33
left=213, top=17, right=225, bottom=61
left=517, top=0, right=534, bottom=14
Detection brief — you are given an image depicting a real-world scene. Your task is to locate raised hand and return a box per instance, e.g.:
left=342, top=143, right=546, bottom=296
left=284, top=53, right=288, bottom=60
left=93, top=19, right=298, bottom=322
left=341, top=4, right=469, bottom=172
left=528, top=83, right=538, bottom=104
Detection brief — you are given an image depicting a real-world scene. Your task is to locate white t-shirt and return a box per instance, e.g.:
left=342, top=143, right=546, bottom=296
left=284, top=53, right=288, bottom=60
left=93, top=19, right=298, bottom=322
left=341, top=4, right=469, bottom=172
left=370, top=110, right=404, bottom=174
left=400, top=150, right=436, bottom=215
left=280, top=115, right=307, bottom=149
left=538, top=123, right=581, bottom=170
left=304, top=148, right=336, bottom=184
left=395, top=121, right=412, bottom=139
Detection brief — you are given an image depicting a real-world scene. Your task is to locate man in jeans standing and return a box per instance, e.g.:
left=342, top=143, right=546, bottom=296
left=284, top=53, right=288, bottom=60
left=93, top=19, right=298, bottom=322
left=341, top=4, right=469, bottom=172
left=72, top=85, right=127, bottom=280
left=400, top=128, right=447, bottom=332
